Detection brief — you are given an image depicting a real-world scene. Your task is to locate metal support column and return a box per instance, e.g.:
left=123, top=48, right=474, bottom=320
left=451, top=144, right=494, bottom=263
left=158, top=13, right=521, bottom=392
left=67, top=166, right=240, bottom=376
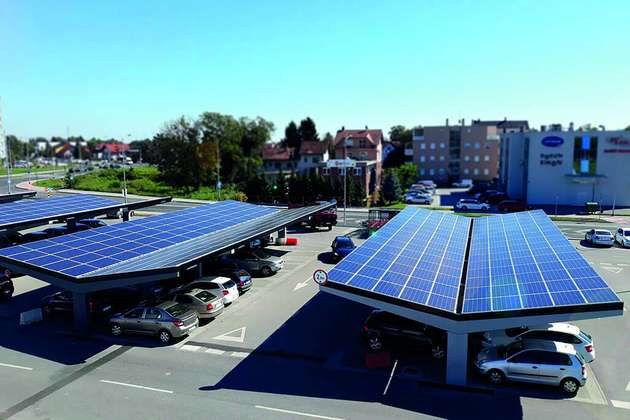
left=197, top=262, right=203, bottom=278
left=445, top=331, right=469, bottom=386
left=122, top=208, right=130, bottom=222
left=277, top=227, right=287, bottom=240
left=72, top=292, right=90, bottom=334
left=66, top=217, right=77, bottom=231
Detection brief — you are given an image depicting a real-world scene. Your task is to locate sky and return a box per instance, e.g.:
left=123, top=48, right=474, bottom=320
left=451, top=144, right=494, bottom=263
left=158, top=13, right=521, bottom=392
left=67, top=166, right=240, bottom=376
left=1, top=0, right=629, bottom=141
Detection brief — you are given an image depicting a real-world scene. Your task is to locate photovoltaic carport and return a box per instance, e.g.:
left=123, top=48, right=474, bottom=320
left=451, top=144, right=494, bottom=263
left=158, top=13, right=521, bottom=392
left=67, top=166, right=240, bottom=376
left=0, top=194, right=172, bottom=232
left=0, top=191, right=37, bottom=203
left=0, top=199, right=335, bottom=332
left=320, top=207, right=624, bottom=385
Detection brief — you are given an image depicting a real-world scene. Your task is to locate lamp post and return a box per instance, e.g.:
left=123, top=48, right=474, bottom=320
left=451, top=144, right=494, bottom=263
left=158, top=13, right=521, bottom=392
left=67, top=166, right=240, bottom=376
left=121, top=134, right=131, bottom=204
left=343, top=136, right=350, bottom=223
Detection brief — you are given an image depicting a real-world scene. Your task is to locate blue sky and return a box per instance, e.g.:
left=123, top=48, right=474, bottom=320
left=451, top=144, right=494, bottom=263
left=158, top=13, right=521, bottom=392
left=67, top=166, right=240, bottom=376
left=1, top=0, right=629, bottom=140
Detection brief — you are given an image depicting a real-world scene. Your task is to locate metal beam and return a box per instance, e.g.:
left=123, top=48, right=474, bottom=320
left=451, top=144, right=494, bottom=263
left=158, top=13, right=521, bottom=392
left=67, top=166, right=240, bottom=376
left=72, top=292, right=90, bottom=333
left=0, top=191, right=37, bottom=203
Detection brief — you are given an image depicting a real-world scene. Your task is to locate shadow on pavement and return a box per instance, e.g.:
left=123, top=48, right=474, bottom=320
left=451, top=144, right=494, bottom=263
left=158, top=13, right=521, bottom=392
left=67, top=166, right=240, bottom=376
left=199, top=292, right=526, bottom=418
left=317, top=252, right=337, bottom=265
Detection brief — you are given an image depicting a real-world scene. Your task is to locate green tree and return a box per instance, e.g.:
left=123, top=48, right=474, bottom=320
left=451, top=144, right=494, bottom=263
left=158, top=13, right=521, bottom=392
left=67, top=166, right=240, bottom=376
left=390, top=163, right=417, bottom=190
left=323, top=132, right=335, bottom=158
left=298, top=117, right=319, bottom=142
left=152, top=117, right=201, bottom=190
left=625, top=125, right=630, bottom=131
left=283, top=121, right=300, bottom=149
left=381, top=171, right=402, bottom=204
left=388, top=125, right=413, bottom=144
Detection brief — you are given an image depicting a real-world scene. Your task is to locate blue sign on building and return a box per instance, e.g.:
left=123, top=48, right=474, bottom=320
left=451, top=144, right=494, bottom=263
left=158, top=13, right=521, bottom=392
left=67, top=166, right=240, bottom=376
left=541, top=136, right=564, bottom=147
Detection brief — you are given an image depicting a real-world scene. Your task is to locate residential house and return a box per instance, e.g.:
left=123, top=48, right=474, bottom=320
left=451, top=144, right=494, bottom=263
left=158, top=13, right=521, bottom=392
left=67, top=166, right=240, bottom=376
left=322, top=127, right=383, bottom=197
left=262, top=144, right=296, bottom=180
left=297, top=140, right=329, bottom=176
left=96, top=143, right=131, bottom=161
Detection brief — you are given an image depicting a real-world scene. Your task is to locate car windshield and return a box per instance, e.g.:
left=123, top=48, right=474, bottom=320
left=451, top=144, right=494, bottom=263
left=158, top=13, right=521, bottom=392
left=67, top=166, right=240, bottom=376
left=595, top=230, right=611, bottom=236
left=252, top=250, right=269, bottom=259
left=224, top=280, right=237, bottom=289
left=194, top=291, right=216, bottom=303
left=624, top=230, right=630, bottom=237
left=337, top=237, right=353, bottom=246
left=505, top=341, right=524, bottom=358
left=164, top=303, right=189, bottom=317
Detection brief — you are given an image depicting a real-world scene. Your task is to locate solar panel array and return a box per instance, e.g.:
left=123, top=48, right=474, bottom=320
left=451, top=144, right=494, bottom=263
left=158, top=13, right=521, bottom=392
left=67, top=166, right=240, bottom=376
left=0, top=200, right=278, bottom=278
left=0, top=195, right=121, bottom=227
left=328, top=207, right=470, bottom=312
left=462, top=210, right=620, bottom=313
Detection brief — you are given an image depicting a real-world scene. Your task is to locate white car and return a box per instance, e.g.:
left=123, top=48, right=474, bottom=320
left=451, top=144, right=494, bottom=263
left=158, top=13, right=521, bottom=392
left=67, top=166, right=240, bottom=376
left=482, top=323, right=595, bottom=363
left=178, top=276, right=240, bottom=305
left=614, top=227, right=630, bottom=248
left=405, top=193, right=432, bottom=205
left=584, top=229, right=614, bottom=247
left=452, top=179, right=473, bottom=188
left=455, top=199, right=489, bottom=211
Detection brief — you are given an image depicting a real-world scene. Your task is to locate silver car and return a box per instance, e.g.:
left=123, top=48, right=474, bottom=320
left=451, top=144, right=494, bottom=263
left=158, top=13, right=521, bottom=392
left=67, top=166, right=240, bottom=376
left=584, top=229, right=614, bottom=247
left=476, top=339, right=587, bottom=394
left=230, top=249, right=284, bottom=276
left=171, top=288, right=224, bottom=320
left=110, top=302, right=199, bottom=344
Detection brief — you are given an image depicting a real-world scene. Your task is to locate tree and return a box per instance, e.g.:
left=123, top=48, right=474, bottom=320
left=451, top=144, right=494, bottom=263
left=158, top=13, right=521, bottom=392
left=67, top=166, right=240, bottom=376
left=381, top=172, right=402, bottom=204
left=298, top=117, right=319, bottom=142
left=390, top=163, right=417, bottom=190
left=283, top=121, right=299, bottom=149
left=625, top=125, right=630, bottom=131
left=323, top=132, right=335, bottom=159
left=152, top=117, right=201, bottom=190
left=388, top=125, right=412, bottom=144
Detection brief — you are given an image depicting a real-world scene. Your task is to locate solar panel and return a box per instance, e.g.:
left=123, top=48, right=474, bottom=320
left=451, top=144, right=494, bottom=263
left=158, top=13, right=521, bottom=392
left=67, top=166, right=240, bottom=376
left=0, top=200, right=278, bottom=278
left=0, top=195, right=121, bottom=228
left=328, top=207, right=470, bottom=313
left=461, top=210, right=620, bottom=314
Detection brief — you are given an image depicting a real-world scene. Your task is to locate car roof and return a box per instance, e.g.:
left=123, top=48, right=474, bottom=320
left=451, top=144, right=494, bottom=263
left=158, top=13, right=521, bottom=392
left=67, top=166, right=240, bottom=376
left=529, top=322, right=580, bottom=335
left=155, top=301, right=178, bottom=310
left=594, top=229, right=612, bottom=234
left=519, top=339, right=577, bottom=355
left=197, top=276, right=231, bottom=284
left=335, top=236, right=353, bottom=242
left=182, top=288, right=218, bottom=298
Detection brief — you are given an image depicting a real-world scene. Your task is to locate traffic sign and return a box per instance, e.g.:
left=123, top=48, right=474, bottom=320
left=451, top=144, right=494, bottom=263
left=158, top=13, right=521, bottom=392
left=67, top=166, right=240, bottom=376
left=326, top=159, right=356, bottom=168
left=313, top=269, right=328, bottom=285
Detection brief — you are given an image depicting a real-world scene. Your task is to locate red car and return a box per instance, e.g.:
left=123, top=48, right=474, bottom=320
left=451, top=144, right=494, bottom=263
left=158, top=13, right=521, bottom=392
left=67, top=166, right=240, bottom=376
left=498, top=200, right=526, bottom=213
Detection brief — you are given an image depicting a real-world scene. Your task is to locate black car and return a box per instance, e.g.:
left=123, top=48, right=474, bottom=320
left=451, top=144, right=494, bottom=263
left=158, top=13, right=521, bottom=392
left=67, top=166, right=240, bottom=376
left=362, top=310, right=446, bottom=358
left=21, top=231, right=50, bottom=243
left=467, top=183, right=491, bottom=195
left=78, top=218, right=108, bottom=228
left=0, top=276, right=13, bottom=299
left=484, top=192, right=509, bottom=205
left=212, top=258, right=252, bottom=294
left=0, top=231, right=23, bottom=248
left=41, top=291, right=115, bottom=322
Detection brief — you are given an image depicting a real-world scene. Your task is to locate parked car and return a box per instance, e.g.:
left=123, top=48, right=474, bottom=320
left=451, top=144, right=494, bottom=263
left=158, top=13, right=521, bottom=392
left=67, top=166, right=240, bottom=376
left=106, top=209, right=135, bottom=219
left=405, top=192, right=433, bottom=205
left=229, top=249, right=284, bottom=276
left=467, top=183, right=491, bottom=196
left=0, top=231, right=23, bottom=248
left=455, top=199, right=490, bottom=211
left=211, top=259, right=253, bottom=294
left=109, top=302, right=199, bottom=343
left=484, top=192, right=509, bottom=205
left=476, top=340, right=587, bottom=395
left=361, top=310, right=446, bottom=358
left=482, top=323, right=595, bottom=363
left=288, top=203, right=337, bottom=230
left=41, top=223, right=90, bottom=238
left=331, top=236, right=356, bottom=260
left=584, top=229, right=614, bottom=247
left=41, top=291, right=116, bottom=322
left=408, top=184, right=433, bottom=195
left=475, top=189, right=497, bottom=201
left=78, top=218, right=108, bottom=228
left=614, top=227, right=630, bottom=248
left=498, top=200, right=526, bottom=213
left=20, top=231, right=50, bottom=243
left=171, top=289, right=224, bottom=320
left=452, top=179, right=473, bottom=188
left=177, top=276, right=239, bottom=305
left=0, top=276, right=13, bottom=299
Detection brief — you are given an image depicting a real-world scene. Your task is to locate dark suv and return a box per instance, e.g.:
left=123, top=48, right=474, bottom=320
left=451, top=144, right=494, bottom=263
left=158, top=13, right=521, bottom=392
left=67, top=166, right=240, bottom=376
left=0, top=276, right=13, bottom=299
left=361, top=310, right=447, bottom=358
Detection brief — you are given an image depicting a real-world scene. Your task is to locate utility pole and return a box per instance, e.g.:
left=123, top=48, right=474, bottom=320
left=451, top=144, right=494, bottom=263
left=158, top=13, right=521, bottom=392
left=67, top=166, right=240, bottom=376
left=216, top=137, right=221, bottom=201
left=343, top=136, right=349, bottom=223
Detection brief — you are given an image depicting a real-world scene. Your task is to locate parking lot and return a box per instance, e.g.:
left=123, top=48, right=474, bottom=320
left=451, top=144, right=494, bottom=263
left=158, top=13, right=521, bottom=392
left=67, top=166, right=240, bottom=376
left=0, top=217, right=628, bottom=419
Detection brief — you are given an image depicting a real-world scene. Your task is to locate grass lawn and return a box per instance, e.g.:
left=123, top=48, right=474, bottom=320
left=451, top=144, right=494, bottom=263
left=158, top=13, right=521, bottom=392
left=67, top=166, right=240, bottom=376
left=0, top=166, right=59, bottom=176
left=35, top=166, right=245, bottom=201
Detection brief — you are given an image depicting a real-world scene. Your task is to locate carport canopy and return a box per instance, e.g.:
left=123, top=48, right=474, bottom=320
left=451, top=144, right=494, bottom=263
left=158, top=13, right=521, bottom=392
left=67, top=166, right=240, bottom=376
left=320, top=207, right=623, bottom=385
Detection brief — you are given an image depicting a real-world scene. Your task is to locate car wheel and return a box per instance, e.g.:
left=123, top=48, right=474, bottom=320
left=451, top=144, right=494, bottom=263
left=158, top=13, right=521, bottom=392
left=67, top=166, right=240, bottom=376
left=487, top=369, right=505, bottom=385
left=431, top=345, right=445, bottom=359
left=461, top=206, right=468, bottom=210
left=260, top=266, right=273, bottom=276
left=367, top=334, right=383, bottom=351
left=158, top=329, right=172, bottom=344
left=560, top=378, right=580, bottom=395
left=111, top=323, right=122, bottom=336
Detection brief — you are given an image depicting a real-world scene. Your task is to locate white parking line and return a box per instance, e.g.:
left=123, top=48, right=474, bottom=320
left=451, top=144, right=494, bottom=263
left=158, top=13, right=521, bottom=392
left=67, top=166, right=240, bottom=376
left=99, top=380, right=173, bottom=394
left=230, top=352, right=249, bottom=358
left=626, top=381, right=630, bottom=392
left=382, top=359, right=398, bottom=396
left=204, top=348, right=225, bottom=355
left=180, top=345, right=201, bottom=352
left=0, top=362, right=33, bottom=371
left=611, top=400, right=630, bottom=410
left=255, top=405, right=344, bottom=420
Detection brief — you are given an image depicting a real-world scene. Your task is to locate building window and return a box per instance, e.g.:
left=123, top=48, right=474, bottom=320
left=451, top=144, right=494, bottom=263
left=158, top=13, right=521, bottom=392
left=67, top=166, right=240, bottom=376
left=313, top=156, right=319, bottom=163
left=322, top=168, right=330, bottom=175
left=439, top=156, right=445, bottom=161
left=483, top=168, right=489, bottom=175
left=464, top=155, right=470, bottom=162
left=345, top=138, right=353, bottom=147
left=339, top=168, right=345, bottom=176
left=440, top=142, right=446, bottom=149
left=430, top=143, right=436, bottom=149
left=420, top=168, right=425, bottom=175
left=474, top=142, right=480, bottom=149
left=484, top=155, right=490, bottom=161
left=430, top=155, right=435, bottom=161
left=359, top=140, right=366, bottom=148
left=464, top=142, right=471, bottom=148
left=463, top=168, right=469, bottom=175
left=303, top=157, right=308, bottom=163
left=420, top=156, right=426, bottom=163
left=474, top=155, right=480, bottom=162
left=438, top=168, right=445, bottom=174
left=429, top=168, right=435, bottom=176
left=474, top=168, right=479, bottom=175
left=420, top=143, right=425, bottom=150
left=359, top=151, right=368, bottom=159
left=353, top=167, right=362, bottom=176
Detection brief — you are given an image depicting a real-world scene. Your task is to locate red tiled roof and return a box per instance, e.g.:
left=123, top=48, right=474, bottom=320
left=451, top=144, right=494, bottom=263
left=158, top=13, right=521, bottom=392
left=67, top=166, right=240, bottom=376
left=334, top=129, right=383, bottom=146
left=98, top=143, right=130, bottom=153
left=263, top=144, right=295, bottom=161
left=299, top=140, right=327, bottom=155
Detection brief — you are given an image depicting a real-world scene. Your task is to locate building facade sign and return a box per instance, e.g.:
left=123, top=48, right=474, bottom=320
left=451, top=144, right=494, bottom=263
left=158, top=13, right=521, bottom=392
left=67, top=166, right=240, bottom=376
left=541, top=136, right=564, bottom=147
left=603, top=136, right=630, bottom=154
left=539, top=153, right=563, bottom=167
